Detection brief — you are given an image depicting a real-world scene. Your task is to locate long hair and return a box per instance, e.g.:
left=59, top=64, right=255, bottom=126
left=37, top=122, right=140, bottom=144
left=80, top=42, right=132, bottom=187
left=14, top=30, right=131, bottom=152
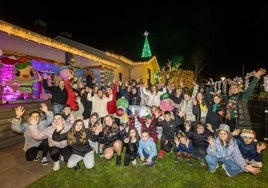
left=149, top=85, right=158, bottom=95
left=88, top=112, right=100, bottom=129
left=127, top=127, right=140, bottom=140
left=102, top=115, right=119, bottom=136
left=67, top=119, right=87, bottom=145
left=216, top=131, right=233, bottom=147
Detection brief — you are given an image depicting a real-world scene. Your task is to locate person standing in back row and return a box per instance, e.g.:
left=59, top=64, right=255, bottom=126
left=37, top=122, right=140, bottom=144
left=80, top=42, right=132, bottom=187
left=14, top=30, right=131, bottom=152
left=43, top=74, right=67, bottom=114
left=224, top=68, right=266, bottom=132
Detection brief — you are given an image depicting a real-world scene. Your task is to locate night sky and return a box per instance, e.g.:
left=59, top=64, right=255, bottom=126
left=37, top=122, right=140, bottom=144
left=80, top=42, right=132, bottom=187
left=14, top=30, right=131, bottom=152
left=1, top=1, right=267, bottom=80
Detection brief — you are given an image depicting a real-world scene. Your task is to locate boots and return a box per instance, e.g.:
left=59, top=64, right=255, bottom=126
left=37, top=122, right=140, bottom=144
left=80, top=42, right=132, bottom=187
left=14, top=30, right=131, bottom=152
left=116, top=155, right=121, bottom=166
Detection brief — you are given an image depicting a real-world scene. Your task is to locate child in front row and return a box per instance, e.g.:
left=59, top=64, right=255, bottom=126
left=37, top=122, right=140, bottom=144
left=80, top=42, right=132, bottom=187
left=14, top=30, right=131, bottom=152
left=123, top=127, right=140, bottom=166
left=174, top=131, right=193, bottom=165
left=233, top=128, right=266, bottom=168
left=205, top=124, right=261, bottom=177
left=138, top=129, right=157, bottom=168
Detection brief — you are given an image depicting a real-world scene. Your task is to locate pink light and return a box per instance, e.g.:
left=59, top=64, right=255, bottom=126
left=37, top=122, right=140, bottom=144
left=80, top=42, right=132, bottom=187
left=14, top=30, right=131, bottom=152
left=0, top=64, right=20, bottom=101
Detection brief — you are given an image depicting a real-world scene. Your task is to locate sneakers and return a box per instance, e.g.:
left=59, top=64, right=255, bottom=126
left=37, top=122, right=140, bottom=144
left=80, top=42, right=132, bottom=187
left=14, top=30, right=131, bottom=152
left=175, top=156, right=182, bottom=163
left=209, top=163, right=219, bottom=173
left=41, top=157, right=49, bottom=165
left=222, top=164, right=231, bottom=177
left=99, top=152, right=104, bottom=158
left=149, top=163, right=156, bottom=168
left=140, top=161, right=147, bottom=166
left=131, top=159, right=137, bottom=165
left=53, top=161, right=60, bottom=171
left=33, top=155, right=40, bottom=161
left=98, top=148, right=104, bottom=157
left=200, top=159, right=207, bottom=167
left=187, top=160, right=193, bottom=166
left=158, top=150, right=165, bottom=158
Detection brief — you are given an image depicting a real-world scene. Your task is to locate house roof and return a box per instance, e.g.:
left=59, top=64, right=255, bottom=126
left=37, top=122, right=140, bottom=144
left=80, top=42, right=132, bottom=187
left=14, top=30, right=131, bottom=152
left=0, top=19, right=159, bottom=71
left=54, top=35, right=131, bottom=67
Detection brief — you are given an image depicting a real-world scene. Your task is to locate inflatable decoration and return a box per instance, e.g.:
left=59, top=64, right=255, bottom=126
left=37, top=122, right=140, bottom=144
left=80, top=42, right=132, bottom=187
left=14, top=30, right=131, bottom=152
left=138, top=106, right=151, bottom=117
left=116, top=97, right=129, bottom=109
left=116, top=107, right=125, bottom=117
left=160, top=98, right=174, bottom=112
left=7, top=57, right=42, bottom=100
left=120, top=112, right=129, bottom=123
left=162, top=92, right=169, bottom=99
left=57, top=66, right=76, bottom=81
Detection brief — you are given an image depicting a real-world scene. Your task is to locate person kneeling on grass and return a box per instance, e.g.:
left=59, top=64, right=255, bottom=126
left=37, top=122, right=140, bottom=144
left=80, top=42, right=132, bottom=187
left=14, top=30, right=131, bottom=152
left=52, top=119, right=101, bottom=170
left=205, top=124, right=261, bottom=177
left=138, top=129, right=157, bottom=168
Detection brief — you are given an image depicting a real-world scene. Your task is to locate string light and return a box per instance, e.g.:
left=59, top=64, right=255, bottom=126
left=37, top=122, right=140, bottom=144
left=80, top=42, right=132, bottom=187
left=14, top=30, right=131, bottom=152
left=0, top=20, right=119, bottom=69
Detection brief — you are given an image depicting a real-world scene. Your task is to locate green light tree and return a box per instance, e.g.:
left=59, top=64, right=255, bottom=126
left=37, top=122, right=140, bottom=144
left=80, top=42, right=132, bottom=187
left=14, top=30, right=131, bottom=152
left=141, top=31, right=152, bottom=58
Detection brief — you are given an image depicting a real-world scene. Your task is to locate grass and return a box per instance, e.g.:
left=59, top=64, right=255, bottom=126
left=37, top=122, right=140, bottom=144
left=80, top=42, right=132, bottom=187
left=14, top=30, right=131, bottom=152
left=28, top=142, right=268, bottom=188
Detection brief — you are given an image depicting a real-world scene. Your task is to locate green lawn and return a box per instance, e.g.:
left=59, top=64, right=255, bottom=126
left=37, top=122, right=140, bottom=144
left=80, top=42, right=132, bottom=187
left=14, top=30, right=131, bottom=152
left=28, top=142, right=268, bottom=188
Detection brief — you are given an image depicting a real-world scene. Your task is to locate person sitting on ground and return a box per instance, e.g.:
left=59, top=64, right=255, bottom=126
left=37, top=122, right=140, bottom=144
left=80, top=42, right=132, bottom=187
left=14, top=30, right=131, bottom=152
left=138, top=129, right=157, bottom=168
left=123, top=127, right=140, bottom=166
left=29, top=113, right=72, bottom=171
left=184, top=121, right=215, bottom=166
left=11, top=103, right=53, bottom=165
left=233, top=128, right=266, bottom=168
left=157, top=110, right=184, bottom=158
left=174, top=131, right=193, bottom=166
left=83, top=112, right=102, bottom=155
left=205, top=124, right=261, bottom=177
left=52, top=119, right=101, bottom=170
left=98, top=115, right=128, bottom=166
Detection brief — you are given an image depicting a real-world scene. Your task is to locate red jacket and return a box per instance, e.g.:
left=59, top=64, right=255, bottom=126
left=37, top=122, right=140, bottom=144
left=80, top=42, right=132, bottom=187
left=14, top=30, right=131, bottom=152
left=106, top=83, right=117, bottom=114
left=65, top=79, right=78, bottom=111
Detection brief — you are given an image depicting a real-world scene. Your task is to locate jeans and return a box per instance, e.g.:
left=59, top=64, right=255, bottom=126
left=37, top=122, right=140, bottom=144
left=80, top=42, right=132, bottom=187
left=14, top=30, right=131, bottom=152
left=143, top=151, right=157, bottom=167
left=205, top=155, right=243, bottom=177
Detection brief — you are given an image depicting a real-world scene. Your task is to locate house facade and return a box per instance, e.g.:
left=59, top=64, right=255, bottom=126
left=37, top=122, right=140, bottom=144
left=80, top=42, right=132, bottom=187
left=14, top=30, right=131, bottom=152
left=0, top=20, right=160, bottom=103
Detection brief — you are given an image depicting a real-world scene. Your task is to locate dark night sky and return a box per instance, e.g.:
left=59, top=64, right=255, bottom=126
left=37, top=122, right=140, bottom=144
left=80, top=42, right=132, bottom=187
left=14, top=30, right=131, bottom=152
left=1, top=1, right=267, bottom=80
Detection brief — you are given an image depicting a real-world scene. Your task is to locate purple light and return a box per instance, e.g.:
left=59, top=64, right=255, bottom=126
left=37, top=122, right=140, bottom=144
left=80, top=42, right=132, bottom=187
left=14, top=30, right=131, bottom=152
left=0, top=64, right=20, bottom=101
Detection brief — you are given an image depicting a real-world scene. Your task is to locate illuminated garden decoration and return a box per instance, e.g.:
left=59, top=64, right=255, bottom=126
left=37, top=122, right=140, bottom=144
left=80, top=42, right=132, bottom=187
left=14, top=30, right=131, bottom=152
left=141, top=31, right=152, bottom=58
left=0, top=54, right=68, bottom=103
left=160, top=60, right=196, bottom=90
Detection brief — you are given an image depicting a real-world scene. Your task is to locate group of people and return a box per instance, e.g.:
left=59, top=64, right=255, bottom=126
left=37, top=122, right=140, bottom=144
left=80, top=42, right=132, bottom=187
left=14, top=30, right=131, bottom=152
left=10, top=67, right=267, bottom=177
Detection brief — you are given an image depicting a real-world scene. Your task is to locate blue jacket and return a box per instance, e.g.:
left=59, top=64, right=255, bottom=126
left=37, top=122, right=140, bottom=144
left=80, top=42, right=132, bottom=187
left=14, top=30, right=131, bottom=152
left=138, top=137, right=157, bottom=160
left=207, top=137, right=247, bottom=171
left=173, top=140, right=193, bottom=154
left=235, top=136, right=262, bottom=162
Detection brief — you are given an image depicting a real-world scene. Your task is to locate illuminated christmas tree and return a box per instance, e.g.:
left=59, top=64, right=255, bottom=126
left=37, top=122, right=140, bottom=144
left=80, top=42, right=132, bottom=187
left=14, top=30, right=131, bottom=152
left=141, top=31, right=152, bottom=58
